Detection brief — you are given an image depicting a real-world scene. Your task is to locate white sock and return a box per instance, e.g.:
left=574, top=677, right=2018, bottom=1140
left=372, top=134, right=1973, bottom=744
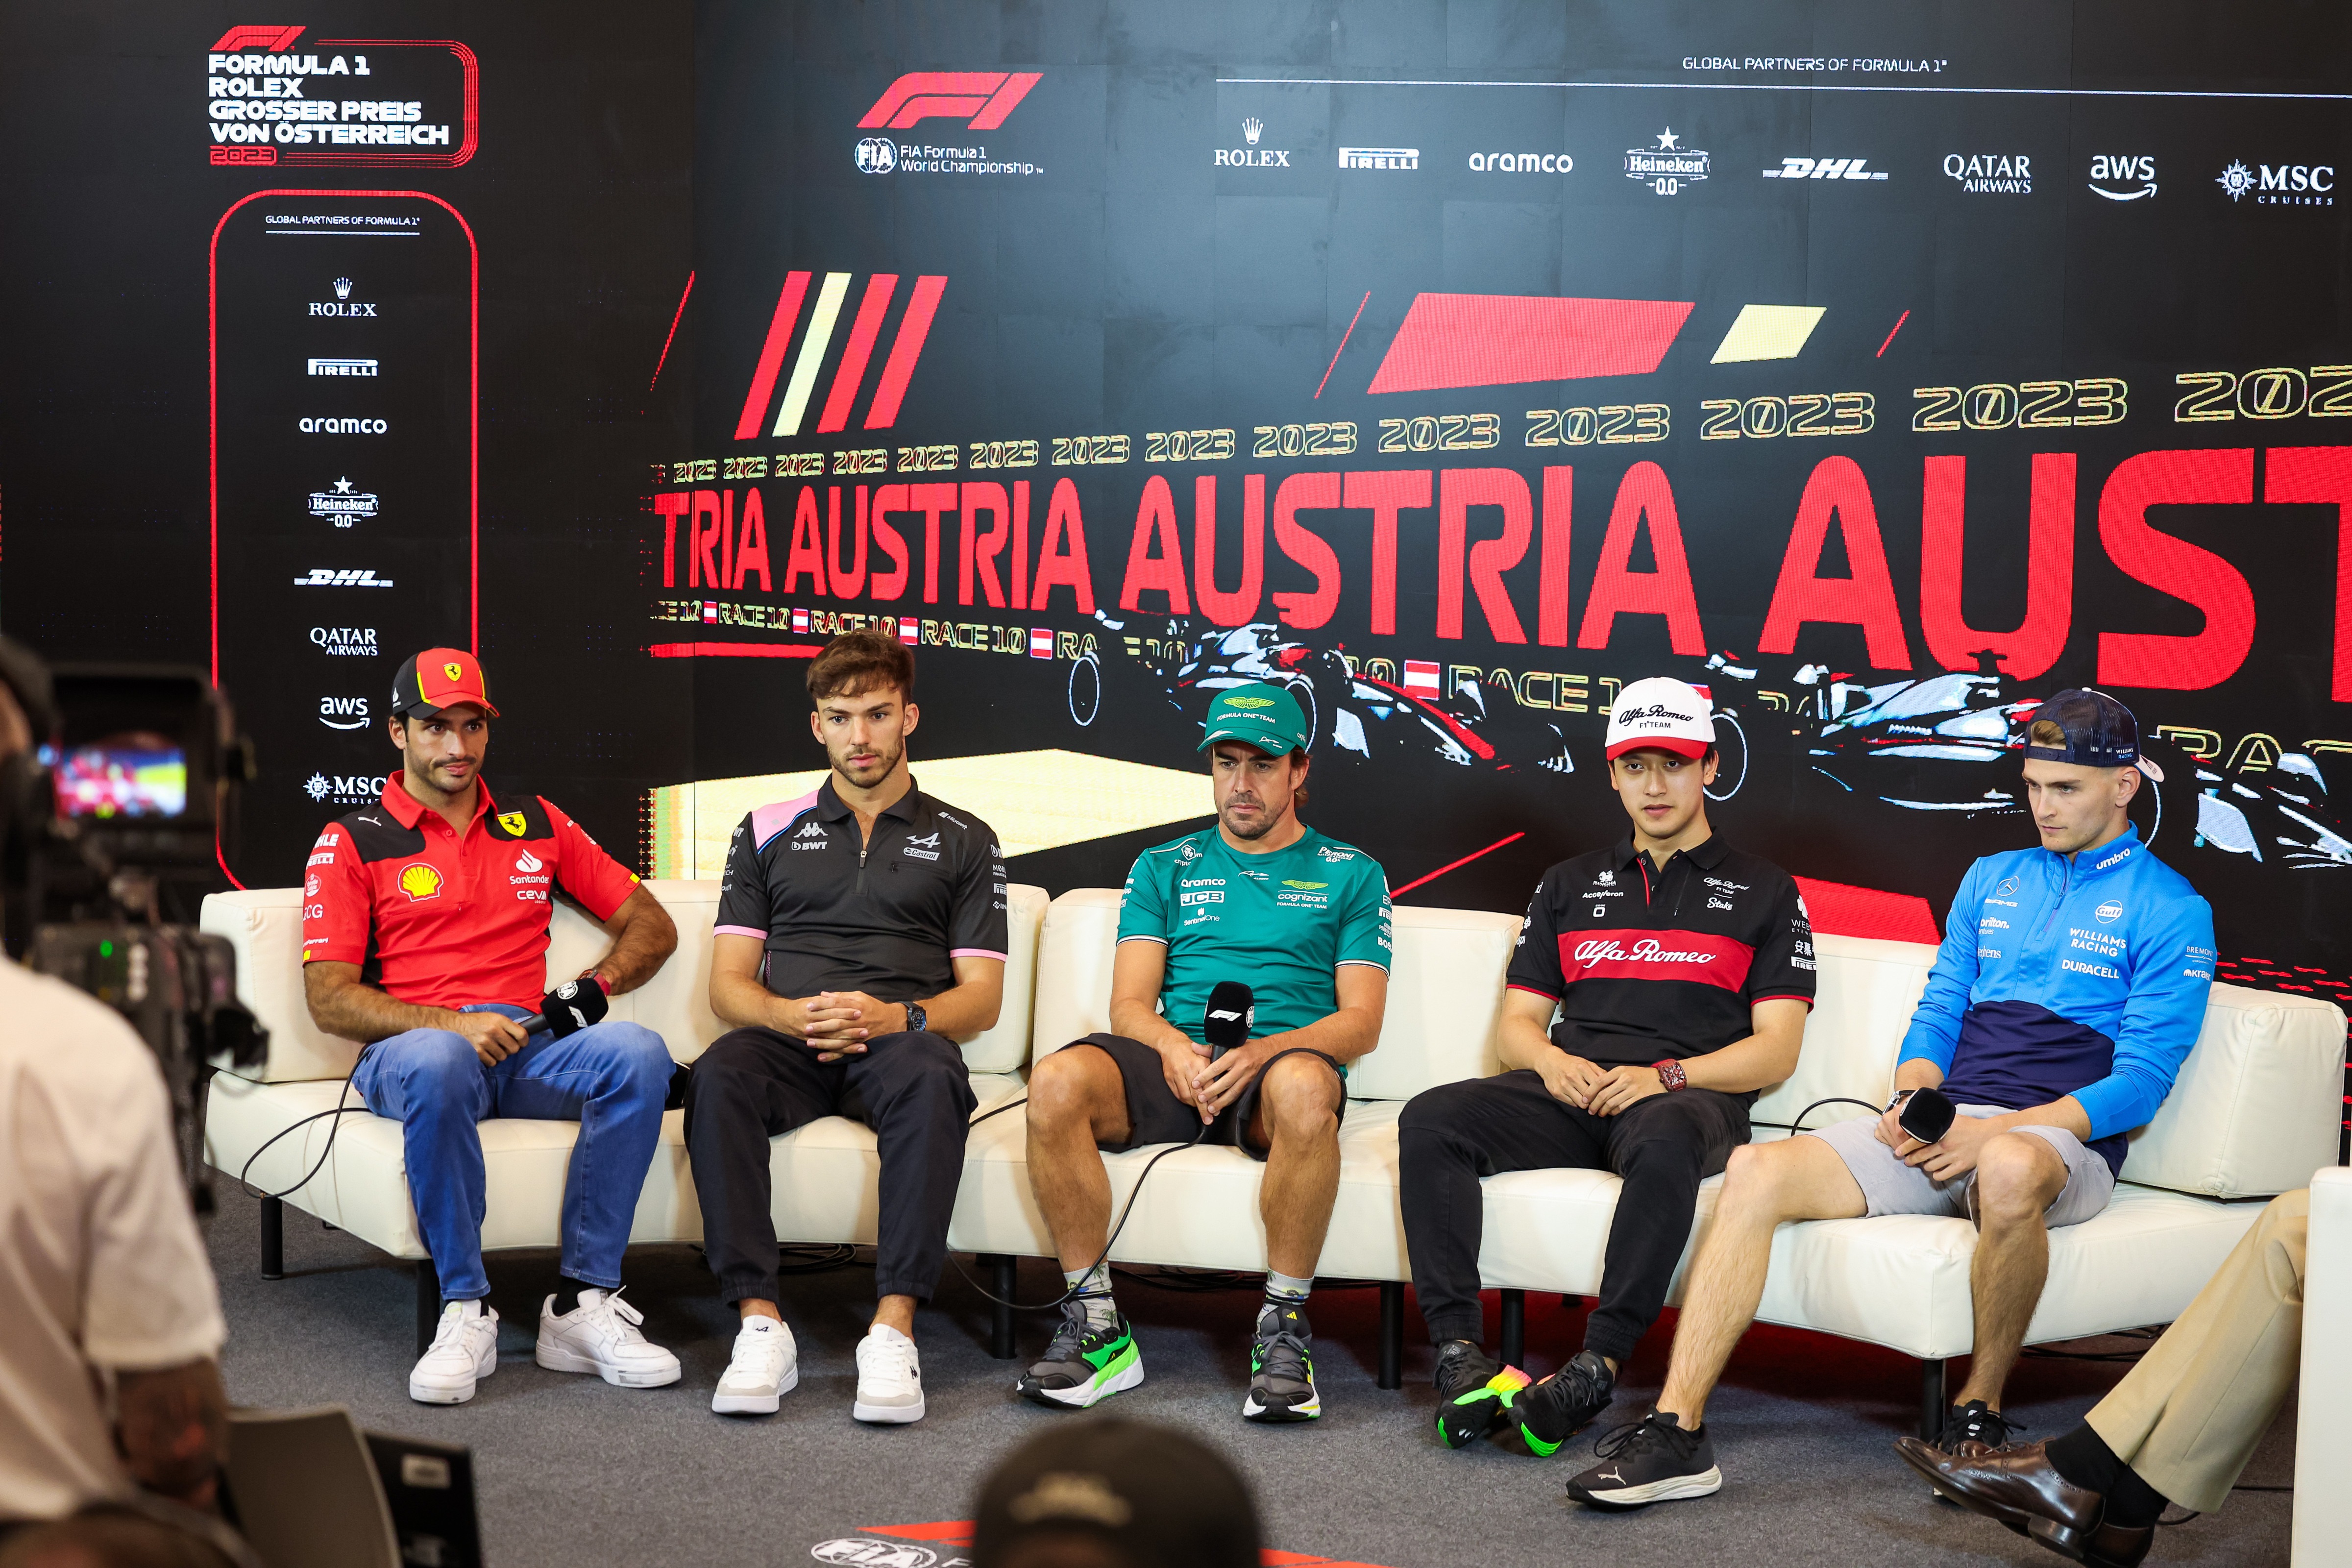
left=1265, top=1270, right=1313, bottom=1307
left=1065, top=1262, right=1116, bottom=1328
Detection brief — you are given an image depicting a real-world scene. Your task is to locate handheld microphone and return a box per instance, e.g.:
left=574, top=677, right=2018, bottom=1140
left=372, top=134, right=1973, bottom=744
left=1203, top=980, right=1254, bottom=1061
left=515, top=975, right=609, bottom=1039
left=1898, top=1085, right=1958, bottom=1145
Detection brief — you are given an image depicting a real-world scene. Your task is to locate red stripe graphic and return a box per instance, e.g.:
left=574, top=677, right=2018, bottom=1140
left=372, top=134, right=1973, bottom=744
left=733, top=271, right=811, bottom=440
left=1559, top=928, right=1754, bottom=992
left=864, top=275, right=946, bottom=429
left=858, top=72, right=1040, bottom=131
left=210, top=25, right=304, bottom=50
left=971, top=73, right=1043, bottom=129
left=649, top=270, right=693, bottom=392
left=1366, top=294, right=1694, bottom=394
left=1791, top=876, right=1939, bottom=944
left=818, top=274, right=898, bottom=433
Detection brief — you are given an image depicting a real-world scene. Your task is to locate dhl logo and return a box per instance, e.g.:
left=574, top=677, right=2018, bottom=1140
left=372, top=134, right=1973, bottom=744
left=397, top=862, right=443, bottom=902
left=734, top=272, right=947, bottom=441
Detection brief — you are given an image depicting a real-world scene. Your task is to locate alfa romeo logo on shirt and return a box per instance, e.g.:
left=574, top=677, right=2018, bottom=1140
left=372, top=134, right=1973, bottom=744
left=397, top=863, right=443, bottom=901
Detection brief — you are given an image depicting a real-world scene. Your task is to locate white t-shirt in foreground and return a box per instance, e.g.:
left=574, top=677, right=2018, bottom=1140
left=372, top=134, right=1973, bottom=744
left=0, top=955, right=227, bottom=1521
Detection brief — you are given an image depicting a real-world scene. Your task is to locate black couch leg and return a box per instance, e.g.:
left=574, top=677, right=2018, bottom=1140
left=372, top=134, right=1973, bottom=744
left=1378, top=1282, right=1403, bottom=1390
left=983, top=1254, right=1018, bottom=1359
left=415, top=1256, right=441, bottom=1357
left=259, top=1196, right=284, bottom=1280
left=1499, top=1289, right=1527, bottom=1369
left=1919, top=1357, right=1947, bottom=1441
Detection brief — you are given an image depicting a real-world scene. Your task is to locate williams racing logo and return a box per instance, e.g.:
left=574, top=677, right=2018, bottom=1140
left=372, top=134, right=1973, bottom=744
left=397, top=862, right=443, bottom=902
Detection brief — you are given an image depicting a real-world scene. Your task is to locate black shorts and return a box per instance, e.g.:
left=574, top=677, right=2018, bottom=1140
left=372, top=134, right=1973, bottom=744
left=1064, top=1032, right=1346, bottom=1163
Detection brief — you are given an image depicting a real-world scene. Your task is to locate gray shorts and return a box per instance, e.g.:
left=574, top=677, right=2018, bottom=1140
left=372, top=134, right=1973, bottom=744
left=1800, top=1105, right=2116, bottom=1228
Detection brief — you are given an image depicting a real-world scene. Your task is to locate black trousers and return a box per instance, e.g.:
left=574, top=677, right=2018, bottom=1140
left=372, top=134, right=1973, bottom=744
left=1398, top=1070, right=1749, bottom=1364
left=684, top=1026, right=976, bottom=1304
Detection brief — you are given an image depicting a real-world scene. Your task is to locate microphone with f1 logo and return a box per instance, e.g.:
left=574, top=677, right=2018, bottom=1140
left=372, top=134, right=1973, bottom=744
left=1203, top=980, right=1254, bottom=1060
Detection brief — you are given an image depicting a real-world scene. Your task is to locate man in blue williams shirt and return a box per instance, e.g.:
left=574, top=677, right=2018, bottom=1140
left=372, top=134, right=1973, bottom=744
left=1564, top=689, right=2217, bottom=1512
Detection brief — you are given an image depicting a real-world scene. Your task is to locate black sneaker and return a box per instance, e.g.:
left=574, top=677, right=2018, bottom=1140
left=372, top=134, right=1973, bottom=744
left=1932, top=1400, right=2025, bottom=1458
left=1431, top=1340, right=1527, bottom=1450
left=1016, top=1300, right=1143, bottom=1409
left=1564, top=1411, right=1722, bottom=1510
left=1244, top=1300, right=1320, bottom=1422
left=1512, top=1349, right=1615, bottom=1456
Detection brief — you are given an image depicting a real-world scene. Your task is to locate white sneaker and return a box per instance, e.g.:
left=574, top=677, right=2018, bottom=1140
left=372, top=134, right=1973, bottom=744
left=534, top=1288, right=683, bottom=1388
left=712, top=1316, right=799, bottom=1416
left=853, top=1323, right=925, bottom=1423
left=410, top=1300, right=499, bottom=1404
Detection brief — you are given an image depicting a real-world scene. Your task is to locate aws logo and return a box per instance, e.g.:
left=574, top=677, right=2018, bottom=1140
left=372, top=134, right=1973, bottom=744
left=397, top=862, right=443, bottom=902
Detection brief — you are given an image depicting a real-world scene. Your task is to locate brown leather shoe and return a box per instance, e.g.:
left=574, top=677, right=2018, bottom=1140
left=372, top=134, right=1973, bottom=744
left=1890, top=1438, right=2154, bottom=1568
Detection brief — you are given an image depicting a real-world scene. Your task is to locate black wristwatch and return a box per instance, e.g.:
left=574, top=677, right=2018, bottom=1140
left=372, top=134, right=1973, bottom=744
left=903, top=1001, right=928, bottom=1035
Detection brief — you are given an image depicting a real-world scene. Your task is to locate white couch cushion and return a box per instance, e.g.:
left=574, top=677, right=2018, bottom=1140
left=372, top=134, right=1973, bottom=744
left=1750, top=932, right=1936, bottom=1128
left=2118, top=984, right=2346, bottom=1198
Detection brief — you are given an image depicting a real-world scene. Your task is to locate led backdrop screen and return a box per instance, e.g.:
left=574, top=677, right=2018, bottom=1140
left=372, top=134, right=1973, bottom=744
left=663, top=0, right=2352, bottom=1035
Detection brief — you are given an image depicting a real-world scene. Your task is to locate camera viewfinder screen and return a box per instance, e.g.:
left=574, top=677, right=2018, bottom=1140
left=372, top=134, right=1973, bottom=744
left=47, top=741, right=189, bottom=819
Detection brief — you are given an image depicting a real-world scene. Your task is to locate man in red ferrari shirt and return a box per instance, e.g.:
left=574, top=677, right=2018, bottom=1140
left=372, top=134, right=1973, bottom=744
left=302, top=649, right=681, bottom=1406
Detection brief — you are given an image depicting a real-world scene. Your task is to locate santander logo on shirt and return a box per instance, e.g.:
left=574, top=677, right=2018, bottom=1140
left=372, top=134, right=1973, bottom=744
left=1561, top=928, right=1754, bottom=991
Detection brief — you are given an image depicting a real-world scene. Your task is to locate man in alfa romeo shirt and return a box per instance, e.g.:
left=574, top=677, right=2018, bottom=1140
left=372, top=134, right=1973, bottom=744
left=1568, top=687, right=2215, bottom=1514
left=302, top=649, right=682, bottom=1407
left=1400, top=677, right=1813, bottom=1459
left=687, top=629, right=1006, bottom=1427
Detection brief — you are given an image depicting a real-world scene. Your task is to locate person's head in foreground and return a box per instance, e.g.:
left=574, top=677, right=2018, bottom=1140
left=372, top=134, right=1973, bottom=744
left=972, top=1417, right=1260, bottom=1568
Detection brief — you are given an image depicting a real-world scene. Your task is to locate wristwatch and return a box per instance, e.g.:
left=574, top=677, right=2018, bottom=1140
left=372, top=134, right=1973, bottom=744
left=1651, top=1058, right=1688, bottom=1092
left=903, top=1001, right=928, bottom=1035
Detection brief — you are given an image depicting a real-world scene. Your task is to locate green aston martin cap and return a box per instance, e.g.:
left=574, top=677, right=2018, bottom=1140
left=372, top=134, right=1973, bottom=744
left=1198, top=682, right=1310, bottom=755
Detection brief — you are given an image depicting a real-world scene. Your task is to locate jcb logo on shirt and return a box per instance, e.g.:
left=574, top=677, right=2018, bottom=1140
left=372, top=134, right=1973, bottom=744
left=397, top=863, right=444, bottom=902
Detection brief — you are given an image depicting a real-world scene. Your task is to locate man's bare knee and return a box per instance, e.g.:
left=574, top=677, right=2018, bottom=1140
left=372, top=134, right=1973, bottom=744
left=1720, top=1136, right=1859, bottom=1223
left=1259, top=1056, right=1338, bottom=1146
left=1028, top=1045, right=1111, bottom=1133
left=1973, top=1133, right=2061, bottom=1226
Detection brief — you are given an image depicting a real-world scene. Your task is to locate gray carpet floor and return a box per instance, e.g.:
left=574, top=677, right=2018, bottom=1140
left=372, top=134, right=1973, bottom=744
left=202, top=1182, right=2297, bottom=1567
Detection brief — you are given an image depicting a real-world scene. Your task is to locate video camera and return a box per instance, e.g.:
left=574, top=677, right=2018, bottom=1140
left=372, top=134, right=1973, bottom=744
left=0, top=639, right=268, bottom=1205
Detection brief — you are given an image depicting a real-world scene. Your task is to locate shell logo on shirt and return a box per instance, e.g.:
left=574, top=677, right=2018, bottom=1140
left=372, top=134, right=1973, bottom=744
left=397, top=862, right=444, bottom=901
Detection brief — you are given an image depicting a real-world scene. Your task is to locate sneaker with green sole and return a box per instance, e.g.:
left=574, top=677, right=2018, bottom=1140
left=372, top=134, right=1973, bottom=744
left=1432, top=1339, right=1529, bottom=1449
left=1016, top=1300, right=1143, bottom=1410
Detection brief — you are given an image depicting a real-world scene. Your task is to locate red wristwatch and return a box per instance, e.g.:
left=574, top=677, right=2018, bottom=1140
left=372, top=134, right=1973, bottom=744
left=1652, top=1059, right=1688, bottom=1092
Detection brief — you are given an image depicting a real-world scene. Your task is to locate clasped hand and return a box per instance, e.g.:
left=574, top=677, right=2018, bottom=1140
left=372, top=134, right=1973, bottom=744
left=786, top=990, right=905, bottom=1062
left=1155, top=1036, right=1265, bottom=1123
left=1536, top=1053, right=1667, bottom=1115
left=1874, top=1099, right=1997, bottom=1181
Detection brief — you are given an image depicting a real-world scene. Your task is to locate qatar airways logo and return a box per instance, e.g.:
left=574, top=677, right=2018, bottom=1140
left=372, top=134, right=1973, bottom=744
left=1573, top=936, right=1718, bottom=966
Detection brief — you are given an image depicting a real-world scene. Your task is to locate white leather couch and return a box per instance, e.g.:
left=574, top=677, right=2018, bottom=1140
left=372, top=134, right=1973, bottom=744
left=201, top=879, right=2345, bottom=1445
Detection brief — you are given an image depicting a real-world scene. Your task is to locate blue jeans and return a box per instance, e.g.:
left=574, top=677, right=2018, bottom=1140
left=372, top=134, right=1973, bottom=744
left=352, top=1004, right=673, bottom=1301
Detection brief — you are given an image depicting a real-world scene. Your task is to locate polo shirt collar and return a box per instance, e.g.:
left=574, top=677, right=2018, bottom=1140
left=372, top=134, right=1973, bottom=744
left=381, top=774, right=496, bottom=832
left=1616, top=832, right=1728, bottom=874
left=814, top=775, right=921, bottom=823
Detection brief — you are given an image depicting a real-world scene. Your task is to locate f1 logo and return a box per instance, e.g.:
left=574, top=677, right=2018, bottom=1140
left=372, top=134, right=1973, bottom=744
left=858, top=72, right=1041, bottom=132
left=210, top=25, right=305, bottom=51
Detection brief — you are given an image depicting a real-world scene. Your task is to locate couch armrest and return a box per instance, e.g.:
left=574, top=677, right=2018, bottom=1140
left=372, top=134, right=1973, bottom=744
left=2293, top=1165, right=2352, bottom=1565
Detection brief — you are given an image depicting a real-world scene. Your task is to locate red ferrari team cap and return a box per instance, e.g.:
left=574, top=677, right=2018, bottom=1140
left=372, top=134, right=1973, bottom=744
left=390, top=648, right=499, bottom=719
left=1605, top=676, right=1715, bottom=760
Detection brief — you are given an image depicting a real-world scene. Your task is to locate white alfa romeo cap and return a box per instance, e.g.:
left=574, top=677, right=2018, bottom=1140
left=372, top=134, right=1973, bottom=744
left=1604, top=676, right=1715, bottom=760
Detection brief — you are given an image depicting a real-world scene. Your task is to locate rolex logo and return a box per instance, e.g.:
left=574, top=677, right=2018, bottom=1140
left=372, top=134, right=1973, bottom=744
left=333, top=277, right=353, bottom=300
left=1244, top=117, right=1262, bottom=146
